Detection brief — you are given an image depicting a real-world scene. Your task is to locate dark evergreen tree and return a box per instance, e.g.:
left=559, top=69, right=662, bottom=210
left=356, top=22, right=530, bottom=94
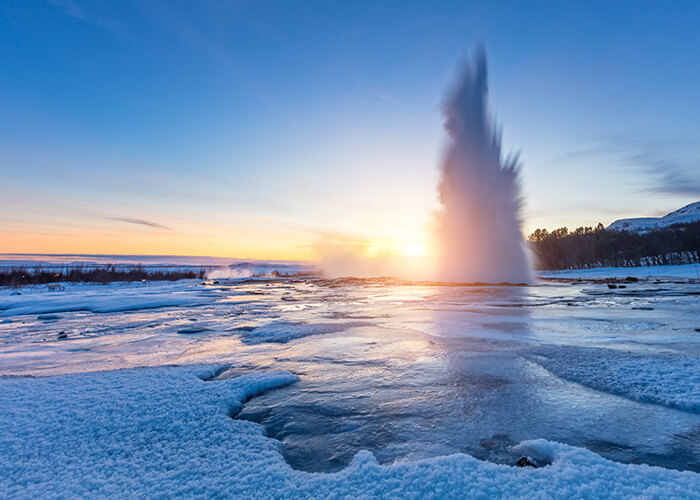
left=528, top=221, right=700, bottom=270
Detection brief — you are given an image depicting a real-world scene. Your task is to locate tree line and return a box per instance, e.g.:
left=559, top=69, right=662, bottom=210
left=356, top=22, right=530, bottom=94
left=527, top=221, right=700, bottom=270
left=0, top=265, right=207, bottom=287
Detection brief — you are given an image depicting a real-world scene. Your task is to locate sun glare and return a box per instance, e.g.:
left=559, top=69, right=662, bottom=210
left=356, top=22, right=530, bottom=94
left=400, top=241, right=427, bottom=258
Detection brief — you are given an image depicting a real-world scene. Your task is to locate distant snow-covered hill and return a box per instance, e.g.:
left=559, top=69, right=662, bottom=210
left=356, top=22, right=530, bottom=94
left=607, top=201, right=700, bottom=233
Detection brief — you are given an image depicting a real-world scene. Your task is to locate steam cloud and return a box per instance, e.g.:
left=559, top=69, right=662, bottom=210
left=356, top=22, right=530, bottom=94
left=437, top=46, right=532, bottom=283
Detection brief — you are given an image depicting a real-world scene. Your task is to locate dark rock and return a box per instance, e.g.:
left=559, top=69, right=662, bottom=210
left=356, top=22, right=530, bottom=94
left=177, top=327, right=207, bottom=334
left=624, top=276, right=639, bottom=282
left=57, top=331, right=68, bottom=339
left=480, top=433, right=514, bottom=450
left=515, top=456, right=537, bottom=468
left=617, top=285, right=627, bottom=289
left=38, top=314, right=62, bottom=321
left=607, top=284, right=617, bottom=289
left=632, top=306, right=654, bottom=310
left=229, top=325, right=256, bottom=333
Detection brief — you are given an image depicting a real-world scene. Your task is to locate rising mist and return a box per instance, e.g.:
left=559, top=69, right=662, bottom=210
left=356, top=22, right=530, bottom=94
left=437, top=47, right=532, bottom=284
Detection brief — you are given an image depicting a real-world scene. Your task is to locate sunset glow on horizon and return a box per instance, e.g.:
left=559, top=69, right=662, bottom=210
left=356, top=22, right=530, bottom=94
left=2, top=1, right=700, bottom=263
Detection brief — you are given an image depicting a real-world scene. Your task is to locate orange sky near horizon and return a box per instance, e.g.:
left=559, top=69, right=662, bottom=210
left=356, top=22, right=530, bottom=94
left=0, top=219, right=436, bottom=263
left=2, top=2, right=700, bottom=264
left=0, top=232, right=314, bottom=262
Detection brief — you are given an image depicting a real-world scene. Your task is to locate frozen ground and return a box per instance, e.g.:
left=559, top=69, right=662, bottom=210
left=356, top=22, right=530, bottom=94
left=2, top=366, right=698, bottom=498
left=1, top=269, right=699, bottom=497
left=539, top=263, right=700, bottom=280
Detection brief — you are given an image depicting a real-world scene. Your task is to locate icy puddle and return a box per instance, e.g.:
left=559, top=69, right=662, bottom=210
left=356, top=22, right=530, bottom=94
left=1, top=276, right=699, bottom=474
left=230, top=326, right=700, bottom=473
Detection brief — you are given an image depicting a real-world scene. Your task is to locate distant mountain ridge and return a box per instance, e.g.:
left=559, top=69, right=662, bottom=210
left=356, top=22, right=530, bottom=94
left=607, top=201, right=700, bottom=233
left=529, top=201, right=700, bottom=270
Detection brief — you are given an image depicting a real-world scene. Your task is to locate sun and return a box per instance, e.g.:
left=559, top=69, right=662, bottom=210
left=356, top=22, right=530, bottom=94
left=401, top=241, right=427, bottom=258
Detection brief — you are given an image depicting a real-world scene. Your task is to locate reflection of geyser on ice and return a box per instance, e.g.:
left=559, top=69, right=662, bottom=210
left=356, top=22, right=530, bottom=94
left=438, top=46, right=532, bottom=283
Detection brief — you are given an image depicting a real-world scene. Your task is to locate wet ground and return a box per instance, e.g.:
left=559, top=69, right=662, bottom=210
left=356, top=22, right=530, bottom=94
left=1, top=276, right=698, bottom=472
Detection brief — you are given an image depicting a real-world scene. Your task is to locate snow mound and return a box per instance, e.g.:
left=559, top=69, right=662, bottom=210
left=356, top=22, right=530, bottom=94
left=608, top=201, right=700, bottom=233
left=1, top=365, right=698, bottom=498
left=527, top=346, right=700, bottom=413
left=239, top=320, right=368, bottom=344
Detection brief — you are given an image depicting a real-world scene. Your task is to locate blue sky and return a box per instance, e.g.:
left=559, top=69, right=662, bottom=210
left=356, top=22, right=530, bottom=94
left=1, top=0, right=699, bottom=259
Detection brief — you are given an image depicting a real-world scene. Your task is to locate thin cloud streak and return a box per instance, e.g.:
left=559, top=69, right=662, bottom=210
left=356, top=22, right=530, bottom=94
left=107, top=217, right=173, bottom=231
left=629, top=152, right=700, bottom=196
left=45, top=0, right=125, bottom=36
left=553, top=136, right=700, bottom=196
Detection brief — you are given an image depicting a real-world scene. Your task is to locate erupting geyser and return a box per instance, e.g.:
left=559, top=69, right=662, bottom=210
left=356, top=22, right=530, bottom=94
left=437, top=46, right=532, bottom=283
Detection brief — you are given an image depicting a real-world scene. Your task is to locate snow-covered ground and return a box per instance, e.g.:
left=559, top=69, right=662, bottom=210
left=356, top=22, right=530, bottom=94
left=538, top=263, right=700, bottom=280
left=607, top=201, right=700, bottom=232
left=1, top=270, right=699, bottom=497
left=2, top=365, right=697, bottom=498
left=0, top=281, right=215, bottom=317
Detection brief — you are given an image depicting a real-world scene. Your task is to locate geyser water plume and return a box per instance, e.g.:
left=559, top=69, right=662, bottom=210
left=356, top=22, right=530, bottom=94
left=437, top=47, right=532, bottom=283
